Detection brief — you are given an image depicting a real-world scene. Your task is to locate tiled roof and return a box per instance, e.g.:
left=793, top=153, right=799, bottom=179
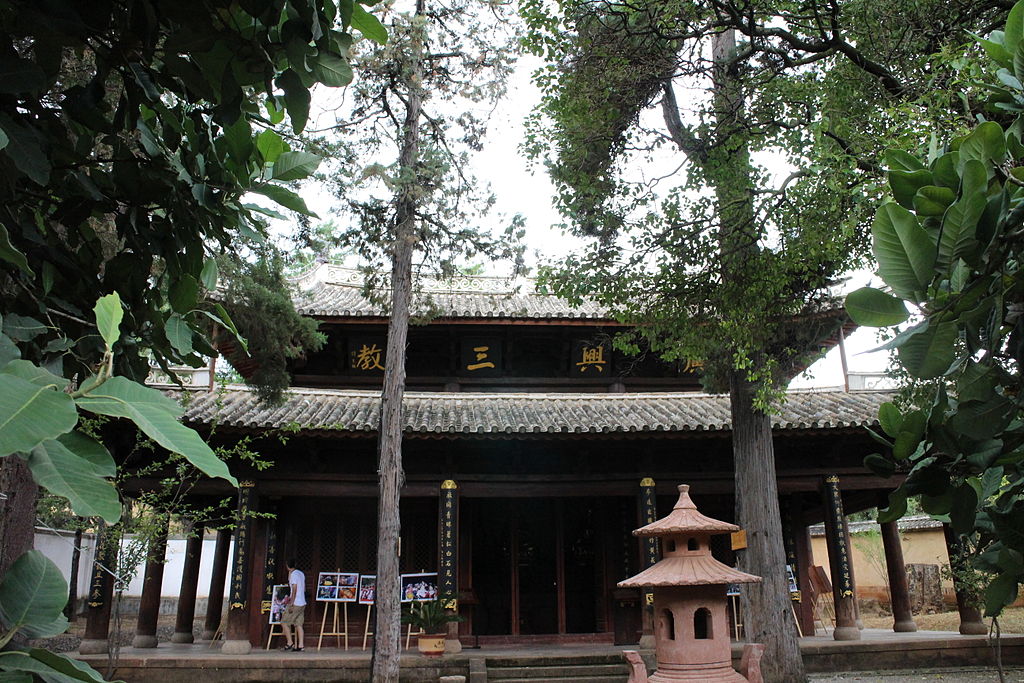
left=809, top=515, right=942, bottom=537
left=289, top=264, right=609, bottom=320
left=179, top=386, right=892, bottom=436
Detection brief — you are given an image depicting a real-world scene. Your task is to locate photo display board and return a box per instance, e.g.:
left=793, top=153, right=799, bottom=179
left=269, top=584, right=289, bottom=624
left=400, top=573, right=439, bottom=602
left=358, top=575, right=376, bottom=605
left=316, top=572, right=359, bottom=602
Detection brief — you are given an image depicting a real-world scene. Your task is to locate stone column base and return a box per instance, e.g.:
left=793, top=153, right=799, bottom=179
left=222, top=639, right=252, bottom=655
left=445, top=637, right=462, bottom=654
left=201, top=629, right=219, bottom=641
left=171, top=632, right=195, bottom=644
left=832, top=626, right=861, bottom=641
left=78, top=639, right=109, bottom=655
left=893, top=619, right=917, bottom=632
left=132, top=634, right=158, bottom=648
left=638, top=634, right=656, bottom=649
left=960, top=621, right=988, bottom=635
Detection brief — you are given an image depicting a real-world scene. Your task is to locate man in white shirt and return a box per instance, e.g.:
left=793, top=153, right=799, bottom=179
left=281, top=558, right=306, bottom=651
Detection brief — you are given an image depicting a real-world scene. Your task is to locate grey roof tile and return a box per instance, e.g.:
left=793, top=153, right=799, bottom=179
left=178, top=387, right=893, bottom=436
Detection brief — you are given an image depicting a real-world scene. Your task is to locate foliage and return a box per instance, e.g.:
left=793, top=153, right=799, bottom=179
left=846, top=2, right=1024, bottom=618
left=401, top=600, right=464, bottom=634
left=218, top=249, right=326, bottom=404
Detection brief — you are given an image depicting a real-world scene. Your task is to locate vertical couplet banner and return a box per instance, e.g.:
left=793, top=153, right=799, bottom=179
left=439, top=480, right=458, bottom=610
left=263, top=505, right=278, bottom=611
left=229, top=480, right=256, bottom=610
left=87, top=524, right=113, bottom=609
left=639, top=477, right=658, bottom=605
left=823, top=475, right=854, bottom=598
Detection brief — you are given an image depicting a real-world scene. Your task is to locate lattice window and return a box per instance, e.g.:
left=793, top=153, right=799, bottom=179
left=320, top=517, right=339, bottom=570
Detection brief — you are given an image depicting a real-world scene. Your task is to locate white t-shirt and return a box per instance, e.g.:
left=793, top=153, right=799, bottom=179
left=289, top=569, right=307, bottom=606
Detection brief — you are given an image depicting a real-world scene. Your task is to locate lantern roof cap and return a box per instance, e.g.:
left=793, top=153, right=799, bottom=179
left=617, top=555, right=760, bottom=588
left=634, top=485, right=739, bottom=537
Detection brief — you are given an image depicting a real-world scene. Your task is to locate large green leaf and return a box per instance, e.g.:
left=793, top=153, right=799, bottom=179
left=0, top=551, right=68, bottom=638
left=93, top=293, right=123, bottom=349
left=985, top=570, right=1020, bottom=617
left=3, top=314, right=46, bottom=342
left=312, top=53, right=353, bottom=88
left=56, top=431, right=115, bottom=478
left=878, top=402, right=903, bottom=438
left=250, top=183, right=318, bottom=217
left=256, top=130, right=286, bottom=165
left=896, top=320, right=957, bottom=379
left=892, top=410, right=927, bottom=461
left=27, top=440, right=121, bottom=523
left=76, top=377, right=237, bottom=485
left=0, top=649, right=112, bottom=683
left=952, top=396, right=1016, bottom=440
left=0, top=224, right=32, bottom=277
left=275, top=69, right=310, bottom=135
left=913, top=186, right=955, bottom=216
left=0, top=332, right=19, bottom=368
left=959, top=121, right=1007, bottom=166
left=937, top=191, right=985, bottom=270
left=200, top=258, right=219, bottom=291
left=165, top=314, right=194, bottom=356
left=351, top=3, right=388, bottom=44
left=1, top=359, right=68, bottom=390
left=845, top=287, right=909, bottom=327
left=877, top=488, right=908, bottom=524
left=0, top=374, right=77, bottom=456
left=1006, top=3, right=1024, bottom=64
left=872, top=202, right=936, bottom=300
left=271, top=151, right=322, bottom=182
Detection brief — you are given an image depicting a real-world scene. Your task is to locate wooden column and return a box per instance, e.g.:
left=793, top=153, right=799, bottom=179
left=786, top=497, right=816, bottom=636
left=202, top=527, right=232, bottom=640
left=79, top=525, right=117, bottom=654
left=171, top=521, right=205, bottom=643
left=879, top=520, right=916, bottom=632
left=439, top=479, right=462, bottom=652
left=223, top=481, right=257, bottom=654
left=943, top=523, right=987, bottom=635
left=132, top=517, right=169, bottom=648
left=638, top=477, right=658, bottom=648
left=820, top=476, right=859, bottom=640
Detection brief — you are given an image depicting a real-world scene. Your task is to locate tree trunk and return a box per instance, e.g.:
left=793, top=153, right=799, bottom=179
left=370, top=1, right=425, bottom=679
left=731, top=371, right=807, bottom=682
left=0, top=456, right=38, bottom=578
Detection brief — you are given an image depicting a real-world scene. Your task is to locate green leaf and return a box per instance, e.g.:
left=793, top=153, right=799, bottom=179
left=985, top=570, right=1019, bottom=617
left=250, top=184, right=318, bottom=217
left=959, top=121, right=1007, bottom=166
left=200, top=259, right=219, bottom=291
left=885, top=149, right=927, bottom=172
left=198, top=306, right=249, bottom=354
left=913, top=186, right=956, bottom=216
left=272, top=151, right=322, bottom=182
left=312, top=52, right=353, bottom=88
left=892, top=410, right=927, bottom=461
left=878, top=402, right=903, bottom=438
left=351, top=3, right=388, bottom=44
left=845, top=287, right=909, bottom=327
left=896, top=320, right=957, bottom=379
left=0, top=332, right=20, bottom=369
left=256, top=130, right=286, bottom=165
left=1, top=359, right=68, bottom=390
left=974, top=33, right=1013, bottom=70
left=3, top=314, right=47, bottom=342
left=949, top=482, right=979, bottom=536
left=165, top=314, right=194, bottom=356
left=889, top=169, right=932, bottom=209
left=937, top=191, right=985, bottom=270
left=0, top=126, right=7, bottom=151
left=0, top=374, right=77, bottom=456
left=0, top=550, right=68, bottom=638
left=863, top=453, right=895, bottom=478
left=56, top=431, right=115, bottom=478
left=76, top=377, right=237, bottom=486
left=275, top=69, right=311, bottom=135
left=0, top=649, right=111, bottom=683
left=952, top=396, right=1016, bottom=440
left=872, top=202, right=936, bottom=300
left=0, top=114, right=50, bottom=185
left=0, top=224, right=32, bottom=277
left=169, top=274, right=200, bottom=314
left=223, top=116, right=253, bottom=163
left=27, top=440, right=121, bottom=523
left=957, top=363, right=998, bottom=403
left=931, top=152, right=960, bottom=189
left=877, top=489, right=908, bottom=524
left=920, top=489, right=954, bottom=515
left=1007, top=1, right=1024, bottom=58
left=93, top=293, right=123, bottom=349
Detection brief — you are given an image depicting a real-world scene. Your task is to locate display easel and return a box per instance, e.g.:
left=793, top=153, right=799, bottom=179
left=317, top=601, right=350, bottom=651
left=729, top=593, right=742, bottom=640
left=208, top=627, right=223, bottom=648
left=265, top=623, right=283, bottom=650
left=405, top=622, right=424, bottom=649
left=810, top=565, right=835, bottom=633
left=362, top=605, right=374, bottom=651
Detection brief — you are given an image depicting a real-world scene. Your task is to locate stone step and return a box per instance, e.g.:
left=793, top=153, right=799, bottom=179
left=488, top=663, right=630, bottom=680
left=489, top=678, right=626, bottom=683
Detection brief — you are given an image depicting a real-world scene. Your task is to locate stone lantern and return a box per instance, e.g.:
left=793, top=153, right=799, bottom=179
left=618, top=484, right=762, bottom=682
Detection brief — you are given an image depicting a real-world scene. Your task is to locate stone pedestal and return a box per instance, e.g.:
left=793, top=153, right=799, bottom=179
left=222, top=639, right=252, bottom=655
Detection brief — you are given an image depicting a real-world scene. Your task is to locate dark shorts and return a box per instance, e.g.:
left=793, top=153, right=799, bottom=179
left=282, top=603, right=305, bottom=626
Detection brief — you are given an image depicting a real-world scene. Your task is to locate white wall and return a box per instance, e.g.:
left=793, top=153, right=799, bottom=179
left=35, top=527, right=234, bottom=599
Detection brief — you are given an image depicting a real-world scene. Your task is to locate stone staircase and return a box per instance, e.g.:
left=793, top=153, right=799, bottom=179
left=483, top=652, right=634, bottom=682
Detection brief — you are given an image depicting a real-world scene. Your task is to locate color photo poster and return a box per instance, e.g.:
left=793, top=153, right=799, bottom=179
left=358, top=575, right=376, bottom=605
left=400, top=573, right=439, bottom=602
left=269, top=584, right=289, bottom=624
left=316, top=572, right=359, bottom=602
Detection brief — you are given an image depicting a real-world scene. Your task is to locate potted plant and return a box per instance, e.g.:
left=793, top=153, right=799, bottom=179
left=401, top=600, right=464, bottom=657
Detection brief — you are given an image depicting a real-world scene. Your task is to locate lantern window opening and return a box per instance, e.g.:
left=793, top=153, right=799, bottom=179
left=694, top=607, right=712, bottom=640
left=687, top=537, right=698, bottom=551
left=662, top=608, right=676, bottom=641
left=666, top=538, right=676, bottom=552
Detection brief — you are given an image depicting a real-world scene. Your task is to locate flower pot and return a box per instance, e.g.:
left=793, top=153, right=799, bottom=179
left=417, top=633, right=447, bottom=657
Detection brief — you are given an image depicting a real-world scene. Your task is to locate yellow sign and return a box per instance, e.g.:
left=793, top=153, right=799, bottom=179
left=354, top=343, right=385, bottom=371
left=731, top=530, right=747, bottom=550
left=466, top=345, right=495, bottom=371
left=576, top=345, right=607, bottom=372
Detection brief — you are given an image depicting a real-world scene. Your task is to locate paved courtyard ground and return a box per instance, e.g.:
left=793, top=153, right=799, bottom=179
left=811, top=667, right=1024, bottom=681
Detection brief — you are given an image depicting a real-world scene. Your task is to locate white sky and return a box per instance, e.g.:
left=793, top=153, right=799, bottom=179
left=287, top=53, right=892, bottom=390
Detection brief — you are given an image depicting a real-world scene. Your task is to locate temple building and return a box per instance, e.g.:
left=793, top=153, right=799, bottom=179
left=84, top=263, right=915, bottom=653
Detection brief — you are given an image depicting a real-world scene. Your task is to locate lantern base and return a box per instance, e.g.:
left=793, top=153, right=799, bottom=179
left=649, top=661, right=749, bottom=682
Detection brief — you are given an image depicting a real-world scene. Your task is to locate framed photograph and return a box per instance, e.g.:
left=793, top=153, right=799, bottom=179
left=358, top=575, right=376, bottom=605
left=316, top=572, right=339, bottom=602
left=400, top=572, right=439, bottom=603
left=269, top=584, right=289, bottom=624
left=337, top=572, right=359, bottom=602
